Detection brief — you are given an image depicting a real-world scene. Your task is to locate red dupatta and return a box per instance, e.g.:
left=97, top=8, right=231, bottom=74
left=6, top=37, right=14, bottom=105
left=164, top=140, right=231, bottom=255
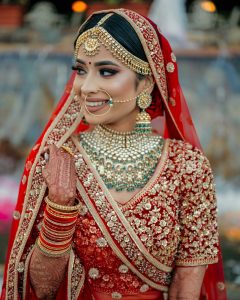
left=1, top=8, right=226, bottom=300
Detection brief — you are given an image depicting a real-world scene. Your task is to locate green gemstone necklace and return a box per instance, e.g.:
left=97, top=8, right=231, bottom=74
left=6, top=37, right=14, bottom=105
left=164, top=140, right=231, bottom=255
left=80, top=125, right=164, bottom=192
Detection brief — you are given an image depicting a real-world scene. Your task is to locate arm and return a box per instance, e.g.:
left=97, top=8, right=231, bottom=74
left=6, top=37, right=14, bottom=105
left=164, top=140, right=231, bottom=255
left=29, top=248, right=69, bottom=299
left=172, top=144, right=219, bottom=299
left=29, top=144, right=77, bottom=299
left=169, top=266, right=206, bottom=300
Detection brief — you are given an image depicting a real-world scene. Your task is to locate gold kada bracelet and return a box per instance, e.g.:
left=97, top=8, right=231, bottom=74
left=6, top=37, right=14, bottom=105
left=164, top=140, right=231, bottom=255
left=45, top=196, right=81, bottom=212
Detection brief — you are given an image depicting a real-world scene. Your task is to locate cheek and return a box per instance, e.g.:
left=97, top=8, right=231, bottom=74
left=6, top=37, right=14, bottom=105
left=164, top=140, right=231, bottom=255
left=111, top=97, right=137, bottom=117
left=106, top=74, right=138, bottom=116
left=108, top=74, right=136, bottom=95
left=73, top=77, right=81, bottom=94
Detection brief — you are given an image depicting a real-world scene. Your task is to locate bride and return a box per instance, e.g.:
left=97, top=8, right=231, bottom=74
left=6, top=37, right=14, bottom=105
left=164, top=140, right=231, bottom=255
left=1, top=8, right=226, bottom=300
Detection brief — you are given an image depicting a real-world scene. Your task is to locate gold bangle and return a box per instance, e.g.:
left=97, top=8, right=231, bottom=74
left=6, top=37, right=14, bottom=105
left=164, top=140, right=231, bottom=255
left=36, top=238, right=71, bottom=257
left=38, top=241, right=71, bottom=252
left=43, top=234, right=74, bottom=242
left=41, top=229, right=75, bottom=241
left=44, top=215, right=77, bottom=227
left=42, top=223, right=76, bottom=236
left=45, top=196, right=81, bottom=212
left=39, top=236, right=73, bottom=247
left=37, top=237, right=72, bottom=250
left=46, top=205, right=79, bottom=219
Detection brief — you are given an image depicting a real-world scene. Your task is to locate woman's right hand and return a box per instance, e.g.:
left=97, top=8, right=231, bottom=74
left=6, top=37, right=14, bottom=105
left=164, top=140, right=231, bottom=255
left=42, top=144, right=77, bottom=206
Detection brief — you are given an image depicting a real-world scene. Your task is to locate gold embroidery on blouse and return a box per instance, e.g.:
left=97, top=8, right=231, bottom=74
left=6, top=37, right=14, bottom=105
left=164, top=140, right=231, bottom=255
left=76, top=180, right=169, bottom=292
left=70, top=136, right=219, bottom=293
left=73, top=136, right=172, bottom=274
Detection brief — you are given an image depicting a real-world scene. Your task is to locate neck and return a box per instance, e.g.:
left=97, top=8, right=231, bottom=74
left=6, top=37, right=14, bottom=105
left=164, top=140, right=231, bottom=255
left=103, top=108, right=139, bottom=133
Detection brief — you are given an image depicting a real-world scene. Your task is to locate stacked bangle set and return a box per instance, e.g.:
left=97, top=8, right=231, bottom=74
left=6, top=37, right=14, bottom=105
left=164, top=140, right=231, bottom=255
left=36, top=196, right=81, bottom=257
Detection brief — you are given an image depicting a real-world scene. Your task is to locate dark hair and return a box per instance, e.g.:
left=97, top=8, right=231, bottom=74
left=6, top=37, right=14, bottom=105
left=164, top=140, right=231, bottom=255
left=74, top=12, right=147, bottom=81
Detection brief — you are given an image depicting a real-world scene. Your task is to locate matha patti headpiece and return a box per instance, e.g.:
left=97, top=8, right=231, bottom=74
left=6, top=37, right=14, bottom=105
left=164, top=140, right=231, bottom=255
left=74, top=13, right=152, bottom=76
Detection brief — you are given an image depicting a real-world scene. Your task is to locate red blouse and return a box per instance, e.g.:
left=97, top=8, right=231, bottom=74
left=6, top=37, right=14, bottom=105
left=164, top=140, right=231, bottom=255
left=71, top=138, right=219, bottom=299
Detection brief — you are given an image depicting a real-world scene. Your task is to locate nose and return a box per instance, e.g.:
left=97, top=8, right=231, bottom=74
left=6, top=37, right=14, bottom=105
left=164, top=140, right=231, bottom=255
left=80, top=73, right=99, bottom=97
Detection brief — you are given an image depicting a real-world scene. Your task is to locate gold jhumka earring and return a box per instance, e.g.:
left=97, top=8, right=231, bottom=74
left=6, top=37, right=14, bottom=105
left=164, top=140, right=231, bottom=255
left=135, top=91, right=152, bottom=134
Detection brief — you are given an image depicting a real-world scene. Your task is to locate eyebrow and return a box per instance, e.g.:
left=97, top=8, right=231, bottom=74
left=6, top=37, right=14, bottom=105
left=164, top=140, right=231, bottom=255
left=76, top=59, right=120, bottom=67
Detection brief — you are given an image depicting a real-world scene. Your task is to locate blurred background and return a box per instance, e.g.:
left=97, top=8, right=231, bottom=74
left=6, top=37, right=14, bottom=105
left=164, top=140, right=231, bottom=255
left=0, top=0, right=239, bottom=298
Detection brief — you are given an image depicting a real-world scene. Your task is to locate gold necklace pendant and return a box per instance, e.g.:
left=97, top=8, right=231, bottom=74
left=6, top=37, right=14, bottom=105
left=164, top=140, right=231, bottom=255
left=80, top=125, right=164, bottom=192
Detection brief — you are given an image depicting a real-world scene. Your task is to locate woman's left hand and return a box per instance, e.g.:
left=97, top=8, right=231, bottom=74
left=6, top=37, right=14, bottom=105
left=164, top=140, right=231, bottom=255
left=42, top=144, right=77, bottom=206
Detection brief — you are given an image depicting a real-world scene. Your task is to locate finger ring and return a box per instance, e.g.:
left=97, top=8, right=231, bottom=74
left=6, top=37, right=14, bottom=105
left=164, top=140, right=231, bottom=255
left=60, top=146, right=74, bottom=156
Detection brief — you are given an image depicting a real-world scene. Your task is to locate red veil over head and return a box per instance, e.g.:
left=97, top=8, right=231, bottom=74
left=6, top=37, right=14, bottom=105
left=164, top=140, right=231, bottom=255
left=1, top=8, right=226, bottom=300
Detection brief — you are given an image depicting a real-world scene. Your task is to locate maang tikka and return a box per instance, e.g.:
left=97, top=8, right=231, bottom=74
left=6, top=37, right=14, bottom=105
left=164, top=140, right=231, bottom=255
left=135, top=89, right=153, bottom=134
left=74, top=13, right=151, bottom=76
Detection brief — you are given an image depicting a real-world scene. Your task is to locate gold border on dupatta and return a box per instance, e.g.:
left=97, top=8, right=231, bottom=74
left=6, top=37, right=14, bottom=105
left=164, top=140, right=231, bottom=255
left=22, top=247, right=35, bottom=300
left=76, top=180, right=169, bottom=292
left=68, top=250, right=75, bottom=299
left=68, top=250, right=86, bottom=300
left=73, top=136, right=172, bottom=274
left=6, top=181, right=47, bottom=299
left=88, top=8, right=185, bottom=140
left=116, top=9, right=185, bottom=141
left=5, top=90, right=85, bottom=300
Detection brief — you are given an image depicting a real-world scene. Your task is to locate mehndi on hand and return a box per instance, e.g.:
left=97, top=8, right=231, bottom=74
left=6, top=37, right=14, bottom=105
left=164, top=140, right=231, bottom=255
left=42, top=144, right=77, bottom=206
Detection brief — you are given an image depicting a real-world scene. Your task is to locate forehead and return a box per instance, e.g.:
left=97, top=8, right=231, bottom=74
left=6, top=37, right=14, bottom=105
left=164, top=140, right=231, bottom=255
left=76, top=44, right=125, bottom=67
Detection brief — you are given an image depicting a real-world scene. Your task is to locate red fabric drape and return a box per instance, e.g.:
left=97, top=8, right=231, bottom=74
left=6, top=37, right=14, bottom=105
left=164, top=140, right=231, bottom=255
left=1, top=8, right=226, bottom=300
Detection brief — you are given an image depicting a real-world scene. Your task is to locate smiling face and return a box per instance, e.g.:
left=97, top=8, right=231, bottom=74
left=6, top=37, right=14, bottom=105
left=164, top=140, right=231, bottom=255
left=72, top=45, right=151, bottom=132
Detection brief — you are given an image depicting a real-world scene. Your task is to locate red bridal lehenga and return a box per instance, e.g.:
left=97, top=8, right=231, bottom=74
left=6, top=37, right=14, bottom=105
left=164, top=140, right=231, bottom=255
left=1, top=9, right=226, bottom=300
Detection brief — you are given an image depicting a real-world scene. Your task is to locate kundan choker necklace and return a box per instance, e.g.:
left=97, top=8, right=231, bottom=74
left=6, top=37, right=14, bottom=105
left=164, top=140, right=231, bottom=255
left=80, top=125, right=164, bottom=192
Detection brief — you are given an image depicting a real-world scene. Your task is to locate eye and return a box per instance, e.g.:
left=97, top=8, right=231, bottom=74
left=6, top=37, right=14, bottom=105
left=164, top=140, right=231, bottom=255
left=71, top=65, right=86, bottom=75
left=99, top=68, right=118, bottom=77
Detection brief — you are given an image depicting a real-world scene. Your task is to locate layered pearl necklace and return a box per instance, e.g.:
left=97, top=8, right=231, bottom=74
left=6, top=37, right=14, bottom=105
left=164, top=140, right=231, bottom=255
left=80, top=125, right=164, bottom=192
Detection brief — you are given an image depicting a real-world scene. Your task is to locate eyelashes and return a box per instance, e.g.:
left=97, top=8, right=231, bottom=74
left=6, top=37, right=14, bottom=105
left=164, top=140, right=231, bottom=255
left=71, top=66, right=79, bottom=71
left=71, top=65, right=84, bottom=75
left=71, top=65, right=119, bottom=77
left=100, top=69, right=118, bottom=76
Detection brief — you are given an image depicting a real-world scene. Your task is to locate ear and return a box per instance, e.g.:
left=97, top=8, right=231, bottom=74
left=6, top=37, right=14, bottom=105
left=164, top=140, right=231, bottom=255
left=146, top=75, right=155, bottom=93
left=139, top=75, right=154, bottom=94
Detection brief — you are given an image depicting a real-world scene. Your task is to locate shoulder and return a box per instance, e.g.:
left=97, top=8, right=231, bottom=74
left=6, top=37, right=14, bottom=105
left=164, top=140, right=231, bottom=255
left=167, top=138, right=206, bottom=161
left=167, top=138, right=212, bottom=175
left=167, top=138, right=199, bottom=153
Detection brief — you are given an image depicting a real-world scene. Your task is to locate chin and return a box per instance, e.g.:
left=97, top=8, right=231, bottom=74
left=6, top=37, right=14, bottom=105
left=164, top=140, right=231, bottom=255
left=83, top=114, right=107, bottom=125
